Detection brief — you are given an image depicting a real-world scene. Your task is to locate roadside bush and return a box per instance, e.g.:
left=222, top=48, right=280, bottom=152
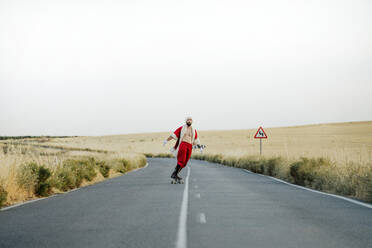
left=209, top=154, right=223, bottom=164
left=115, top=158, right=131, bottom=173
left=138, top=156, right=147, bottom=167
left=190, top=153, right=372, bottom=203
left=63, top=160, right=84, bottom=187
left=97, top=161, right=110, bottom=178
left=17, top=162, right=39, bottom=194
left=144, top=153, right=172, bottom=158
left=231, top=156, right=263, bottom=174
left=113, top=155, right=146, bottom=173
left=355, top=169, right=372, bottom=202
left=144, top=153, right=154, bottom=157
left=191, top=154, right=204, bottom=161
left=222, top=156, right=238, bottom=167
left=289, top=158, right=333, bottom=188
left=35, top=166, right=52, bottom=196
left=265, top=157, right=282, bottom=176
left=53, top=159, right=97, bottom=191
left=156, top=153, right=173, bottom=158
left=81, top=158, right=97, bottom=181
left=249, top=160, right=265, bottom=174
left=0, top=185, right=7, bottom=208
left=53, top=166, right=77, bottom=191
left=194, top=154, right=223, bottom=164
left=17, top=162, right=52, bottom=197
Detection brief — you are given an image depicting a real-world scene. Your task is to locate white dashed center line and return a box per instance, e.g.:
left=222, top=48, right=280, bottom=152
left=198, top=213, right=207, bottom=224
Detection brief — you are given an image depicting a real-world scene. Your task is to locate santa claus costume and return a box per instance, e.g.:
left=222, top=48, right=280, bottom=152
left=170, top=125, right=201, bottom=180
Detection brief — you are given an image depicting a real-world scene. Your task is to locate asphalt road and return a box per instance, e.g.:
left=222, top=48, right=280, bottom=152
left=0, top=158, right=371, bottom=248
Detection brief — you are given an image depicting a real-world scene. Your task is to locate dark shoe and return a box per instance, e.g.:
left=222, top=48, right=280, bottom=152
left=171, top=164, right=181, bottom=179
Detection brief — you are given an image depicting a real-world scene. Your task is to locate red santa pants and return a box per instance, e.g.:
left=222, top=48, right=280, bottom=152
left=177, top=141, right=193, bottom=168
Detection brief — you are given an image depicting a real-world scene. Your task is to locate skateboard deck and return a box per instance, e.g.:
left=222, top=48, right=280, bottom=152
left=171, top=178, right=184, bottom=184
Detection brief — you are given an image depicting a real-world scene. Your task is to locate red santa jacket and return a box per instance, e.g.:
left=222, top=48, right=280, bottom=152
left=170, top=125, right=200, bottom=156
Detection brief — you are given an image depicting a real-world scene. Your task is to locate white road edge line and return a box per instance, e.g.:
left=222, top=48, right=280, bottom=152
left=0, top=195, right=57, bottom=211
left=1, top=163, right=149, bottom=212
left=243, top=169, right=372, bottom=209
left=198, top=213, right=207, bottom=224
left=176, top=166, right=190, bottom=248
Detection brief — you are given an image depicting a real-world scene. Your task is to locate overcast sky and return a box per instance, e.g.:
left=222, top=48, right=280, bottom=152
left=0, top=0, right=371, bottom=136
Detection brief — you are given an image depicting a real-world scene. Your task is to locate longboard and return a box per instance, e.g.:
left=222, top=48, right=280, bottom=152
left=171, top=178, right=184, bottom=184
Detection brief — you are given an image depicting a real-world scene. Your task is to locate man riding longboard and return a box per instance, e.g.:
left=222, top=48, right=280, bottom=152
left=163, top=117, right=203, bottom=183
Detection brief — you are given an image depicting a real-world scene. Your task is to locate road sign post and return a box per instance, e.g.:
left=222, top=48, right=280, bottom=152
left=260, top=139, right=262, bottom=155
left=254, top=126, right=268, bottom=155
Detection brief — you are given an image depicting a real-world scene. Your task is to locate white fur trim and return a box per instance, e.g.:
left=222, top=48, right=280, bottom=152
left=170, top=133, right=177, bottom=139
left=172, top=125, right=201, bottom=156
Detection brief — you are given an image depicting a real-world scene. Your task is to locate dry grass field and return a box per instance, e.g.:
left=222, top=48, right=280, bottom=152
left=31, top=121, right=372, bottom=165
left=1, top=121, right=371, bottom=206
left=26, top=120, right=371, bottom=202
left=0, top=143, right=146, bottom=207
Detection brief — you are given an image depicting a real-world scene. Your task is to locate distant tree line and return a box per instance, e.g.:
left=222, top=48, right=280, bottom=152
left=0, top=136, right=77, bottom=140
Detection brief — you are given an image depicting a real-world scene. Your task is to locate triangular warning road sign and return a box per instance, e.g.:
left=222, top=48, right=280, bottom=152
left=254, top=127, right=268, bottom=139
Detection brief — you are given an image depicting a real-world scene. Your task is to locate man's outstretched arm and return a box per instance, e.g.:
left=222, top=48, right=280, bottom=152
left=163, top=135, right=175, bottom=146
left=163, top=126, right=182, bottom=146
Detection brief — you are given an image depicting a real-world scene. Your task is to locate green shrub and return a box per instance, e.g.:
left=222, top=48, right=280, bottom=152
left=57, top=170, right=74, bottom=190
left=37, top=182, right=52, bottom=197
left=222, top=157, right=238, bottom=167
left=35, top=166, right=52, bottom=196
left=209, top=154, right=223, bottom=164
left=249, top=160, right=264, bottom=174
left=17, top=162, right=39, bottom=193
left=37, top=166, right=51, bottom=183
left=144, top=153, right=173, bottom=158
left=0, top=185, right=7, bottom=208
left=115, top=159, right=130, bottom=173
left=81, top=158, right=97, bottom=181
left=191, top=153, right=372, bottom=203
left=290, top=158, right=332, bottom=187
left=156, top=153, right=174, bottom=158
left=53, top=165, right=77, bottom=191
left=64, top=160, right=83, bottom=187
left=355, top=170, right=372, bottom=202
left=265, top=158, right=281, bottom=176
left=138, top=156, right=147, bottom=167
left=97, top=161, right=110, bottom=178
left=52, top=158, right=101, bottom=191
left=112, top=156, right=146, bottom=174
left=191, top=154, right=204, bottom=160
left=144, top=153, right=154, bottom=157
left=17, top=162, right=52, bottom=196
